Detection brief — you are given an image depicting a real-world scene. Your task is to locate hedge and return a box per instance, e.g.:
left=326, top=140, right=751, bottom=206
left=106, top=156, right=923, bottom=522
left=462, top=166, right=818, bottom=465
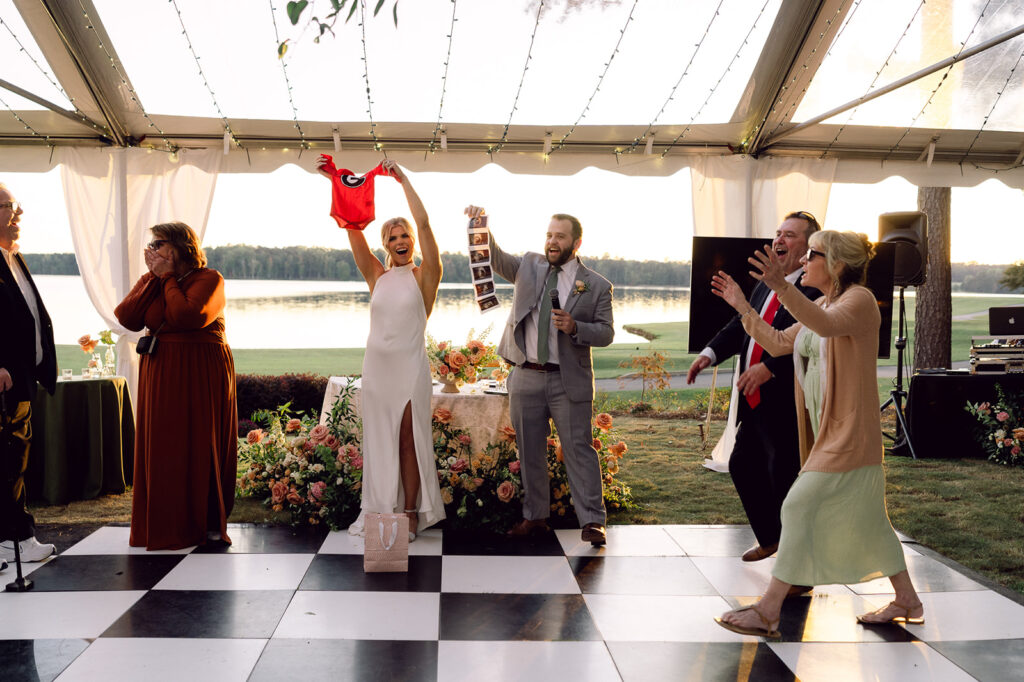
left=236, top=372, right=329, bottom=429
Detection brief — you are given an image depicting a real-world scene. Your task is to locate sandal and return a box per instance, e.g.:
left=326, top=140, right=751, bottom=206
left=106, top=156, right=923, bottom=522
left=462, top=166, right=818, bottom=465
left=404, top=509, right=418, bottom=543
left=714, top=603, right=782, bottom=639
left=857, top=600, right=925, bottom=625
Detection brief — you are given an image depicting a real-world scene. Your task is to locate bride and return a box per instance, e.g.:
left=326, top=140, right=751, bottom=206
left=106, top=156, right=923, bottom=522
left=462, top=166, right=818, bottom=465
left=318, top=157, right=445, bottom=540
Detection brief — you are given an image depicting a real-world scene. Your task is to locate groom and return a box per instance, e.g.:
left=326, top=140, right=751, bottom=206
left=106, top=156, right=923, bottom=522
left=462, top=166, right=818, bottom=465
left=465, top=206, right=614, bottom=545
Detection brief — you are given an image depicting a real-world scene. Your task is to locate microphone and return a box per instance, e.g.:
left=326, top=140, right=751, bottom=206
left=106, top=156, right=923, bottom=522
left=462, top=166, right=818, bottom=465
left=549, top=288, right=561, bottom=311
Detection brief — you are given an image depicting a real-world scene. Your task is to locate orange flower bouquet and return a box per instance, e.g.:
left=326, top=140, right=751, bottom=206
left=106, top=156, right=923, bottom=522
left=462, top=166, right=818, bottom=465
left=426, top=332, right=498, bottom=387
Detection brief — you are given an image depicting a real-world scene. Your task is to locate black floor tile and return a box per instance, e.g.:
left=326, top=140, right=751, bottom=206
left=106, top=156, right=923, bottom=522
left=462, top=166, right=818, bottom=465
left=440, top=593, right=601, bottom=641
left=608, top=641, right=797, bottom=682
left=929, top=638, right=1024, bottom=682
left=0, top=639, right=90, bottom=682
left=192, top=525, right=329, bottom=554
left=20, top=554, right=184, bottom=591
left=569, top=555, right=717, bottom=595
left=100, top=589, right=294, bottom=638
left=250, top=639, right=437, bottom=682
left=441, top=528, right=565, bottom=556
left=299, top=554, right=442, bottom=592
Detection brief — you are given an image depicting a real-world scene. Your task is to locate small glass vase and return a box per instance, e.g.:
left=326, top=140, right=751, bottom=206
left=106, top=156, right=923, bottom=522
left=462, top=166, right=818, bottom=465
left=104, top=345, right=116, bottom=371
left=89, top=353, right=102, bottom=370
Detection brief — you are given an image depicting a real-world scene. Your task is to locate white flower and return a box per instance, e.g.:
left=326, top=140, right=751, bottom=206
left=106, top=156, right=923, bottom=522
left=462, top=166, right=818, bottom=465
left=477, top=499, right=483, bottom=506
left=291, top=471, right=303, bottom=482
left=995, top=429, right=1006, bottom=439
left=447, top=456, right=457, bottom=466
left=310, top=463, right=325, bottom=473
left=336, top=477, right=344, bottom=485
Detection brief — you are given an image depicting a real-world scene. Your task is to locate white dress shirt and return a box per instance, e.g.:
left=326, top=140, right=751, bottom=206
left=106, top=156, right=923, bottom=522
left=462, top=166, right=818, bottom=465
left=524, top=257, right=580, bottom=365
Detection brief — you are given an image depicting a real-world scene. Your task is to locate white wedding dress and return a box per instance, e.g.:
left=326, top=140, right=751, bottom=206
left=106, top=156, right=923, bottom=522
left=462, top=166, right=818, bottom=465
left=348, top=263, right=445, bottom=536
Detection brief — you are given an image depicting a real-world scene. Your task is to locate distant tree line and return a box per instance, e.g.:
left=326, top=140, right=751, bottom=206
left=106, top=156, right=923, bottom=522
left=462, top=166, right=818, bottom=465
left=21, top=247, right=1024, bottom=292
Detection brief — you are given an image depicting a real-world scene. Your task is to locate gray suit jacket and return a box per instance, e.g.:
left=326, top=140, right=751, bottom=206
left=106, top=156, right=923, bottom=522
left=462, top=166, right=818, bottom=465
left=489, top=234, right=614, bottom=402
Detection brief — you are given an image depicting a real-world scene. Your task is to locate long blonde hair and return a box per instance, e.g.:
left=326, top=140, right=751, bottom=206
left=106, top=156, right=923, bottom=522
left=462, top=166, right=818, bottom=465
left=380, top=217, right=415, bottom=269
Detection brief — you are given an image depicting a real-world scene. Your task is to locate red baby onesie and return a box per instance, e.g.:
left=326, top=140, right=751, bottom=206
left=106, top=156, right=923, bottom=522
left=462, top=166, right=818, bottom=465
left=320, top=155, right=398, bottom=231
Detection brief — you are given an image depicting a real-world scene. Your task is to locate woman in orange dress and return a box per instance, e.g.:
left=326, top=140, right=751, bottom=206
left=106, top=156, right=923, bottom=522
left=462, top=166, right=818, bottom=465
left=115, top=221, right=237, bottom=550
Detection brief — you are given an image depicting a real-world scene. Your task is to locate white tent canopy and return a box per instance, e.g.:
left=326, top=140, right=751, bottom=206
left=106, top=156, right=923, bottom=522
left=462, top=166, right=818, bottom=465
left=2, top=0, right=1023, bottom=398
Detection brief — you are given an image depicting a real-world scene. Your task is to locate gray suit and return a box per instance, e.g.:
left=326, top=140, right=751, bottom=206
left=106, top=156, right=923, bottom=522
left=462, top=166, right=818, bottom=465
left=490, top=234, right=614, bottom=526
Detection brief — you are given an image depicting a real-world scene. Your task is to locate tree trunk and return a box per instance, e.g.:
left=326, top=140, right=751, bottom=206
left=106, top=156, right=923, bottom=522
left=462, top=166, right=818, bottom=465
left=915, top=187, right=952, bottom=369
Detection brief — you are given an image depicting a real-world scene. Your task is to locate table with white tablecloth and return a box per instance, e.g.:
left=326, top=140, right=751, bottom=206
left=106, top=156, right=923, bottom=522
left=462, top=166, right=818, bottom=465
left=320, top=376, right=511, bottom=450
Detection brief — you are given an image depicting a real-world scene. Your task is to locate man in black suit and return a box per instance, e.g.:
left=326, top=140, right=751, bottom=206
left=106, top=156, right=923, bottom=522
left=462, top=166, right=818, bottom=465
left=688, top=211, right=821, bottom=564
left=0, top=182, right=57, bottom=564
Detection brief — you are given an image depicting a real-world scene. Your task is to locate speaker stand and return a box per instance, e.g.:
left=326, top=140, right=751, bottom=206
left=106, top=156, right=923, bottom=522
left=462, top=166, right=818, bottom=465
left=880, top=287, right=918, bottom=459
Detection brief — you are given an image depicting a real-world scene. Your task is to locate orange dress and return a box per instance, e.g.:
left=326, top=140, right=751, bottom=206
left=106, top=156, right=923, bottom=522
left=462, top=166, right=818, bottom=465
left=115, top=269, right=237, bottom=550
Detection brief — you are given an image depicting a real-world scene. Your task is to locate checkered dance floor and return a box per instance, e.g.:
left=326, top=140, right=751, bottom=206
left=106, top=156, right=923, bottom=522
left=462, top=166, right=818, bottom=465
left=2, top=524, right=1022, bottom=681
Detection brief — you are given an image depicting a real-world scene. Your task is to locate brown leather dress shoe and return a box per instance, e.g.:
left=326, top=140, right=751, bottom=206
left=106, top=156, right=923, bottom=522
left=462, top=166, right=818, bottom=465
left=507, top=518, right=550, bottom=537
left=581, top=523, right=607, bottom=546
left=741, top=542, right=778, bottom=562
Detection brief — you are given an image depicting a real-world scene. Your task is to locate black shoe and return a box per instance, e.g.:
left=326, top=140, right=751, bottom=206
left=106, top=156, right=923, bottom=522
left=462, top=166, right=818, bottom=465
left=581, top=523, right=607, bottom=546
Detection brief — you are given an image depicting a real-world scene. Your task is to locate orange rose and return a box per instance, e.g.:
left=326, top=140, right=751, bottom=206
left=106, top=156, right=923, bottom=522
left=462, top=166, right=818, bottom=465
left=448, top=351, right=468, bottom=369
left=499, top=425, right=517, bottom=443
left=438, top=341, right=449, bottom=351
left=555, top=444, right=564, bottom=463
left=594, top=413, right=613, bottom=432
left=608, top=441, right=628, bottom=457
left=433, top=407, right=453, bottom=424
left=592, top=438, right=602, bottom=451
left=1013, top=428, right=1024, bottom=441
left=285, top=418, right=302, bottom=432
left=464, top=366, right=477, bottom=383
left=439, top=364, right=450, bottom=376
left=246, top=429, right=264, bottom=444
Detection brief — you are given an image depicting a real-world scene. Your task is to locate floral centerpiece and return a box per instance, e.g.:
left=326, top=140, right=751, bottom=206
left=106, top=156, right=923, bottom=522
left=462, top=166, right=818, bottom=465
left=236, top=382, right=365, bottom=528
left=965, top=384, right=1024, bottom=466
left=79, top=330, right=117, bottom=371
left=427, top=331, right=500, bottom=392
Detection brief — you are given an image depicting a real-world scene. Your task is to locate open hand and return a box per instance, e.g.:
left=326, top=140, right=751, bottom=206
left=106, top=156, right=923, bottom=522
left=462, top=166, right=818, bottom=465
left=737, top=363, right=772, bottom=396
left=749, top=245, right=788, bottom=291
left=711, top=271, right=749, bottom=312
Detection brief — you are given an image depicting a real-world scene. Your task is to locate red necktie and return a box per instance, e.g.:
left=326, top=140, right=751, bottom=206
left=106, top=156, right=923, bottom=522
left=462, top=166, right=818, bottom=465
left=746, top=292, right=781, bottom=409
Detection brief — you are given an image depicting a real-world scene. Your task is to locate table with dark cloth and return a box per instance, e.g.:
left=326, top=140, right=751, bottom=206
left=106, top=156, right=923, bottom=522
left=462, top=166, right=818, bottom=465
left=905, top=371, right=1024, bottom=459
left=25, top=376, right=135, bottom=504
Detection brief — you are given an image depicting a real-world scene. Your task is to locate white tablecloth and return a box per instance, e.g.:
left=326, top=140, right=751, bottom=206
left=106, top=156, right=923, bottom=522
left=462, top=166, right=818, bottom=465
left=320, top=376, right=511, bottom=451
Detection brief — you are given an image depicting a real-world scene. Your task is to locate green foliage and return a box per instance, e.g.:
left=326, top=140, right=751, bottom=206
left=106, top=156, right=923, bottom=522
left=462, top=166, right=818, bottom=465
left=618, top=349, right=672, bottom=403
left=1001, top=262, right=1024, bottom=292
left=280, top=0, right=399, bottom=53
left=236, top=372, right=329, bottom=427
left=965, top=383, right=1024, bottom=466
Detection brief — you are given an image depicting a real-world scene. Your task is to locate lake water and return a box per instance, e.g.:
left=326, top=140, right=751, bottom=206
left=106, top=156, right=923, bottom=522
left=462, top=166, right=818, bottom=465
left=35, top=275, right=692, bottom=348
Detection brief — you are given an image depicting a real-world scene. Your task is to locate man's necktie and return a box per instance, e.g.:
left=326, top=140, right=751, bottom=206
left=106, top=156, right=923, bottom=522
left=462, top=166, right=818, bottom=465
left=746, top=292, right=782, bottom=409
left=537, top=265, right=561, bottom=365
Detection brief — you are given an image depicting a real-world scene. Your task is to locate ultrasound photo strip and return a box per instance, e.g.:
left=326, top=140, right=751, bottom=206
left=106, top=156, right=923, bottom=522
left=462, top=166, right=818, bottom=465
left=468, top=214, right=498, bottom=314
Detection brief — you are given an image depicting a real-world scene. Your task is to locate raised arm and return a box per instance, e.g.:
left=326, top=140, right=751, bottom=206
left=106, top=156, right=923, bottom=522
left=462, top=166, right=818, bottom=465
left=465, top=205, right=521, bottom=284
left=114, top=272, right=162, bottom=331
left=160, top=270, right=226, bottom=330
left=386, top=161, right=441, bottom=315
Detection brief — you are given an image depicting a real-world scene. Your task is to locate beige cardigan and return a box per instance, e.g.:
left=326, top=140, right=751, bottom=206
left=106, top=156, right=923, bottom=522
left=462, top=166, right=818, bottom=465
left=741, top=284, right=883, bottom=473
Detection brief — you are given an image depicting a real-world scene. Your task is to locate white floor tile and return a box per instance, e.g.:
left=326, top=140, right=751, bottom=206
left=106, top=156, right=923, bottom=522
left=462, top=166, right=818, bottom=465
left=585, top=594, right=747, bottom=642
left=0, top=591, right=145, bottom=639
left=689, top=556, right=777, bottom=597
left=153, top=553, right=314, bottom=591
left=274, top=590, right=440, bottom=640
left=861, top=590, right=1024, bottom=642
left=663, top=525, right=757, bottom=557
left=56, top=638, right=267, bottom=682
left=769, top=641, right=976, bottom=682
left=556, top=526, right=684, bottom=557
left=61, top=527, right=194, bottom=556
left=317, top=528, right=443, bottom=555
left=441, top=555, right=579, bottom=594
left=438, top=641, right=620, bottom=682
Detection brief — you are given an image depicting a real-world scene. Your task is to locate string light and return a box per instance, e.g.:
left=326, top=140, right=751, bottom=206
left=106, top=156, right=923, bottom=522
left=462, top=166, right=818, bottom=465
left=959, top=41, right=1024, bottom=165
left=269, top=0, right=309, bottom=150
left=660, top=0, right=771, bottom=158
left=625, top=0, right=725, bottom=155
left=818, top=0, right=924, bottom=159
left=428, top=0, right=458, bottom=154
left=551, top=0, right=638, bottom=154
left=76, top=0, right=172, bottom=149
left=358, top=0, right=384, bottom=154
left=0, top=14, right=107, bottom=136
left=883, top=0, right=994, bottom=162
left=0, top=92, right=50, bottom=143
left=490, top=0, right=544, bottom=156
left=169, top=0, right=241, bottom=150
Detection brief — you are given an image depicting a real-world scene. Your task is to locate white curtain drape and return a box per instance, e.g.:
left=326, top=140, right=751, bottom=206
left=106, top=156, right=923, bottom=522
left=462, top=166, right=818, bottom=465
left=59, top=147, right=222, bottom=405
left=690, top=156, right=836, bottom=472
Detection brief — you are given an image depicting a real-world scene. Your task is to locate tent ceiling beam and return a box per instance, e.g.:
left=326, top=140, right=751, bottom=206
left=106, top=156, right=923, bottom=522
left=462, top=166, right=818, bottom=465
left=763, top=21, right=1024, bottom=150
left=733, top=0, right=853, bottom=156
left=0, top=76, right=108, bottom=137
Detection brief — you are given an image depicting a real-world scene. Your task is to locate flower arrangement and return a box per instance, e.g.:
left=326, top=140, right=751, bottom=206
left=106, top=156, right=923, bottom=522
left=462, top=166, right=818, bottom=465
left=426, top=331, right=499, bottom=385
left=965, top=384, right=1024, bottom=466
left=236, top=382, right=364, bottom=528
left=546, top=412, right=636, bottom=517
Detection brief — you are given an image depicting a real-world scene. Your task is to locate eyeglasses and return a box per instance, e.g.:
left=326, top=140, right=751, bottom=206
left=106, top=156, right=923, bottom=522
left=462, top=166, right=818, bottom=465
left=0, top=201, right=20, bottom=212
left=805, top=248, right=826, bottom=261
left=147, top=239, right=169, bottom=250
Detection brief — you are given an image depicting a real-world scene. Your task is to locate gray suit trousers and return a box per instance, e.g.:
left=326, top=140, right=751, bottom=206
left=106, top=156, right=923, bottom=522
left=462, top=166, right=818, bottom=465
left=508, top=366, right=606, bottom=526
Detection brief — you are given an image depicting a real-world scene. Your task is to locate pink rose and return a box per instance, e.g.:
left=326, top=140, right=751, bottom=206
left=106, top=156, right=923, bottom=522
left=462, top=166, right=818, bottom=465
left=309, top=481, right=327, bottom=501
left=246, top=429, right=264, bottom=444
left=286, top=491, right=303, bottom=505
left=451, top=458, right=468, bottom=473
left=458, top=434, right=472, bottom=446
left=496, top=480, right=515, bottom=503
left=285, top=418, right=302, bottom=432
left=474, top=477, right=484, bottom=487
left=324, top=435, right=340, bottom=451
left=351, top=455, right=364, bottom=469
left=997, top=412, right=1010, bottom=422
left=308, top=424, right=330, bottom=443
left=1012, top=446, right=1021, bottom=456
left=509, top=460, right=521, bottom=474
left=1005, top=438, right=1014, bottom=447
left=271, top=481, right=288, bottom=504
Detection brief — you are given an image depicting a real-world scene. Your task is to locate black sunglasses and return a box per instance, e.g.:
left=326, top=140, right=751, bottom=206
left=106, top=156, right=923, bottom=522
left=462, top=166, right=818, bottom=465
left=805, top=248, right=826, bottom=261
left=147, top=239, right=169, bottom=251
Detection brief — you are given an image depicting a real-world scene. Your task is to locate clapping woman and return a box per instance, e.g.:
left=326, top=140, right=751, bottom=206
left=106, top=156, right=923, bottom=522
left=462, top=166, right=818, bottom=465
left=114, top=222, right=237, bottom=550
left=318, top=158, right=444, bottom=541
left=712, top=230, right=924, bottom=637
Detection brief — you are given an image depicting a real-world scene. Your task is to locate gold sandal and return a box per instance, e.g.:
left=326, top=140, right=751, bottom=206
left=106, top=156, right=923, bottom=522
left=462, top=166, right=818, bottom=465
left=714, top=603, right=782, bottom=638
left=857, top=601, right=925, bottom=625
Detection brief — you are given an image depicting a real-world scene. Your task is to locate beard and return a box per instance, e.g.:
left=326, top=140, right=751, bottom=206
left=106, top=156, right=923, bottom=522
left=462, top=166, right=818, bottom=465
left=546, top=247, right=575, bottom=267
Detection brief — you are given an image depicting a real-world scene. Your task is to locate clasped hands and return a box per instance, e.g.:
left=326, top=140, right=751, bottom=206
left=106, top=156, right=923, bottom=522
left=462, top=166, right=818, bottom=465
left=145, top=246, right=175, bottom=278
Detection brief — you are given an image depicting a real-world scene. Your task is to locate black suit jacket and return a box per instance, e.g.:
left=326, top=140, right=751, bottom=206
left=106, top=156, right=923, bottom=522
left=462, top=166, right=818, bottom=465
left=706, top=279, right=820, bottom=425
left=0, top=251, right=57, bottom=403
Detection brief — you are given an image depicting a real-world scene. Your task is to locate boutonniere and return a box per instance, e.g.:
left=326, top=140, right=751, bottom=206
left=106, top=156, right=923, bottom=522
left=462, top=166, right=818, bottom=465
left=572, top=279, right=589, bottom=296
